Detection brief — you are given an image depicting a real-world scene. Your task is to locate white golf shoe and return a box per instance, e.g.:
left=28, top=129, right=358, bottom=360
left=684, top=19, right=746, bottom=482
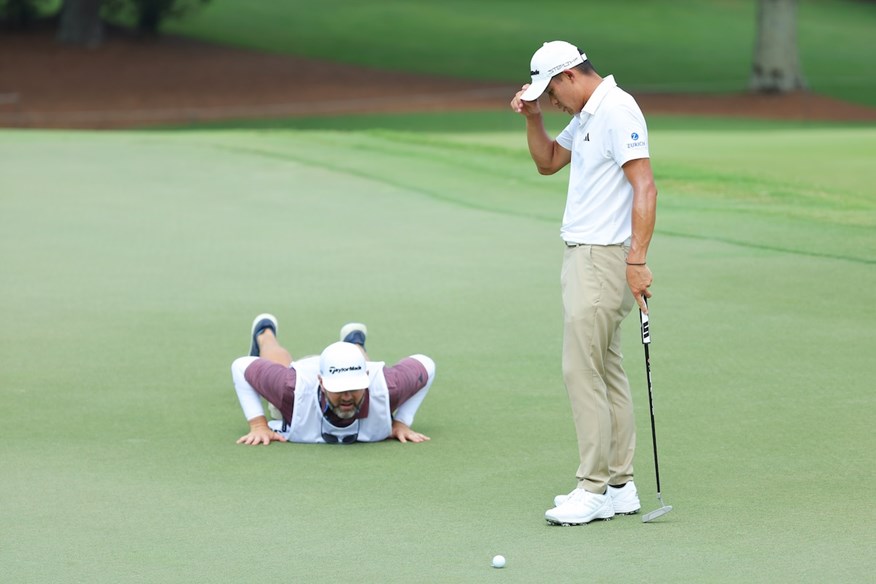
left=545, top=488, right=614, bottom=526
left=553, top=488, right=576, bottom=508
left=554, top=481, right=641, bottom=515
left=607, top=482, right=641, bottom=515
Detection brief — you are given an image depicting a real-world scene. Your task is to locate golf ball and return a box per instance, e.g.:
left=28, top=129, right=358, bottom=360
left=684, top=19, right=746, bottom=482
left=491, top=555, right=506, bottom=569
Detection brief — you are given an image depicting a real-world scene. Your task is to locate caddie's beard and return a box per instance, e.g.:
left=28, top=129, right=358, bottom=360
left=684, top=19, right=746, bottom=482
left=329, top=392, right=365, bottom=420
left=332, top=404, right=356, bottom=420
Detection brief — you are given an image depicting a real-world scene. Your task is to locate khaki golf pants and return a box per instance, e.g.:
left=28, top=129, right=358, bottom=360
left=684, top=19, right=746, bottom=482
left=561, top=243, right=636, bottom=494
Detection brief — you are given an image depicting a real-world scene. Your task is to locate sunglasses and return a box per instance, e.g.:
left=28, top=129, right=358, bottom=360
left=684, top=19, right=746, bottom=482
left=321, top=416, right=359, bottom=445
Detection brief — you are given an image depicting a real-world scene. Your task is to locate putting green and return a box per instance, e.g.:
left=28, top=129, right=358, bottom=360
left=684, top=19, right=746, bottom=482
left=1, top=121, right=874, bottom=582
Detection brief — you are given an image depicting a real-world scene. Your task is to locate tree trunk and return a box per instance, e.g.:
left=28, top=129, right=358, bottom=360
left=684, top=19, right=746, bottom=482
left=749, top=0, right=806, bottom=93
left=56, top=0, right=104, bottom=48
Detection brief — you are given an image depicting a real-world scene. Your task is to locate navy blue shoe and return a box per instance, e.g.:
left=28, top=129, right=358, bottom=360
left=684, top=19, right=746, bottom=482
left=250, top=313, right=278, bottom=357
left=339, top=322, right=367, bottom=348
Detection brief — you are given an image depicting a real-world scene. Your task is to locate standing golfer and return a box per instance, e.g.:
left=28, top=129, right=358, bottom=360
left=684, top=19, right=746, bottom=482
left=231, top=314, right=435, bottom=444
left=510, top=41, right=658, bottom=525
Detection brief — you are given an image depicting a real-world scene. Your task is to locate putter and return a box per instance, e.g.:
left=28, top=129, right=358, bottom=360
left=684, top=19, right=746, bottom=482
left=639, top=300, right=673, bottom=523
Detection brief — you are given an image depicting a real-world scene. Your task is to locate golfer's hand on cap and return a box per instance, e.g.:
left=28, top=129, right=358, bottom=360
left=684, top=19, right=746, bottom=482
left=391, top=420, right=430, bottom=444
left=511, top=84, right=541, bottom=116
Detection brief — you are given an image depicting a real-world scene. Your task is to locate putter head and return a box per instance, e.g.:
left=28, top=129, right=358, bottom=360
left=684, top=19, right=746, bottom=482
left=641, top=505, right=673, bottom=523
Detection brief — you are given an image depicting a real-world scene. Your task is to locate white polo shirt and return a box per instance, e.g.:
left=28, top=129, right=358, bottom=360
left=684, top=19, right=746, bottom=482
left=556, top=75, right=650, bottom=245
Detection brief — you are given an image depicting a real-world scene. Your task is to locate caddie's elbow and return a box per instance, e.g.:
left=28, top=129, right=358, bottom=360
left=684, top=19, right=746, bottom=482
left=231, top=356, right=257, bottom=384
left=231, top=357, right=248, bottom=377
left=410, top=354, right=436, bottom=383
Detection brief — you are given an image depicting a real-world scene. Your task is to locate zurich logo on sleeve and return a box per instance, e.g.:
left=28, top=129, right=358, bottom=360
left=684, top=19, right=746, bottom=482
left=627, top=131, right=646, bottom=149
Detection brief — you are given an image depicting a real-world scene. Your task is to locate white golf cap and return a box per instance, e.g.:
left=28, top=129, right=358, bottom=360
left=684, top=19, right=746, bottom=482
left=319, top=341, right=369, bottom=393
left=520, top=41, right=587, bottom=101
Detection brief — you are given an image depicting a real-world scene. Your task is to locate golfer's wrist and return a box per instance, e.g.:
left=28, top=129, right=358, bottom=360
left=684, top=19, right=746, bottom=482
left=626, top=261, right=646, bottom=266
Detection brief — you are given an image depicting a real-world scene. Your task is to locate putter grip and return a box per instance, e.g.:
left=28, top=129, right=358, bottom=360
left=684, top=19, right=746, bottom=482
left=639, top=300, right=651, bottom=345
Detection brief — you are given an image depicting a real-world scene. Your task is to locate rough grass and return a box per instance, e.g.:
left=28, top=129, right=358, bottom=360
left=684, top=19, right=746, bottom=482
left=162, top=0, right=876, bottom=106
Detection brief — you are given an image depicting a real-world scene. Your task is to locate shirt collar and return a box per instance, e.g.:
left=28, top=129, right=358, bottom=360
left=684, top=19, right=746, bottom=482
left=576, top=74, right=618, bottom=122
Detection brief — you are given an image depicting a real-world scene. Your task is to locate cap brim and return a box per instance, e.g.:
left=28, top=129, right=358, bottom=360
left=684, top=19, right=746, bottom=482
left=322, top=373, right=370, bottom=393
left=520, top=78, right=550, bottom=101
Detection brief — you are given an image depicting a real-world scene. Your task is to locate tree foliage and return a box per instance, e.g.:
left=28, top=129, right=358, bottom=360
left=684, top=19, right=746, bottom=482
left=1, top=0, right=210, bottom=38
left=103, top=0, right=210, bottom=35
left=0, top=0, right=51, bottom=28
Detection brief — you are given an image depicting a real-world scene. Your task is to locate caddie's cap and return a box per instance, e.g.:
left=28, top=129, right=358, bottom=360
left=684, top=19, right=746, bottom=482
left=520, top=41, right=587, bottom=101
left=319, top=341, right=369, bottom=393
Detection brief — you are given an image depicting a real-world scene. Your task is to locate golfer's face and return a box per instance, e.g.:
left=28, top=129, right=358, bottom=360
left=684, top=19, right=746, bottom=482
left=546, top=75, right=575, bottom=115
left=325, top=388, right=366, bottom=419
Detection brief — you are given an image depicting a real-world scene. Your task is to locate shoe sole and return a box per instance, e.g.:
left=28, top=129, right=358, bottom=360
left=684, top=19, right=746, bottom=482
left=615, top=509, right=641, bottom=515
left=545, top=515, right=614, bottom=526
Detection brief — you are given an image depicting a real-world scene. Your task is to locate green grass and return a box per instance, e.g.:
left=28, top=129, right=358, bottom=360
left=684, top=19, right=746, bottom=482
left=162, top=0, right=876, bottom=106
left=2, top=117, right=875, bottom=582
left=154, top=109, right=876, bottom=134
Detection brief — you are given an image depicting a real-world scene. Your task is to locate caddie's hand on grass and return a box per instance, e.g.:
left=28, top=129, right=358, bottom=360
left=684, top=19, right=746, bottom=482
left=511, top=84, right=541, bottom=116
left=237, top=417, right=287, bottom=446
left=626, top=264, right=653, bottom=313
left=391, top=420, right=430, bottom=444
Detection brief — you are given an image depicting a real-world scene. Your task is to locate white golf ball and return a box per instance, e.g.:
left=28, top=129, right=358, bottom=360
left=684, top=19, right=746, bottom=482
left=491, top=555, right=506, bottom=569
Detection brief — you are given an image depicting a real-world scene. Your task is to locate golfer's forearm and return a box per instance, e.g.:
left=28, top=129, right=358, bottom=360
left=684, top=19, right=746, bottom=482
left=525, top=114, right=556, bottom=173
left=628, top=184, right=657, bottom=263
